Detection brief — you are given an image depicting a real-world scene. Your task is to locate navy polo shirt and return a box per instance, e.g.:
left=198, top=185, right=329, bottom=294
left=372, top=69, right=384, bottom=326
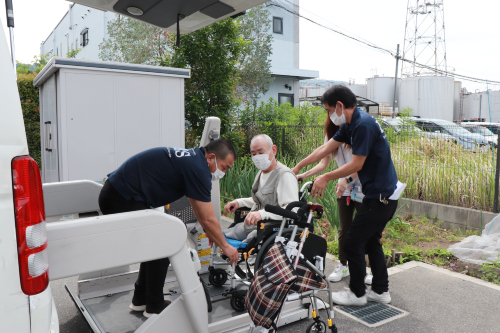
left=107, top=147, right=212, bottom=207
left=333, top=108, right=398, bottom=199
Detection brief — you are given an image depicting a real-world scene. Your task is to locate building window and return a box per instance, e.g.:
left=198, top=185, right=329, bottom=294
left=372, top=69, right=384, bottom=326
left=278, top=93, right=294, bottom=106
left=80, top=28, right=89, bottom=47
left=273, top=17, right=283, bottom=34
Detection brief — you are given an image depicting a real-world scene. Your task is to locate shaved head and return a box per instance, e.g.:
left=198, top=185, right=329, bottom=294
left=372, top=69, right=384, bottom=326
left=251, top=134, right=273, bottom=149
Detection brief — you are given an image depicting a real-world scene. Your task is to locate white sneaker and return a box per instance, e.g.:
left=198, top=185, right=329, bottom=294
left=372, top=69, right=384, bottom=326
left=364, top=272, right=373, bottom=285
left=331, top=287, right=367, bottom=306
left=129, top=303, right=146, bottom=311
left=367, top=289, right=391, bottom=304
left=328, top=264, right=349, bottom=282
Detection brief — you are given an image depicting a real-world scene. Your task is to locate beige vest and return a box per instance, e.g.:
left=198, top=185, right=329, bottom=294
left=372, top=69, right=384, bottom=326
left=251, top=161, right=295, bottom=212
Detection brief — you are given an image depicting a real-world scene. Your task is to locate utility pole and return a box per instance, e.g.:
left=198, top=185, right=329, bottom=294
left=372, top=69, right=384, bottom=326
left=392, top=44, right=400, bottom=119
left=5, top=0, right=15, bottom=69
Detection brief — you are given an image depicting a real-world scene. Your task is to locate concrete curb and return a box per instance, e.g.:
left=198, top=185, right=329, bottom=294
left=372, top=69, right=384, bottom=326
left=387, top=261, right=500, bottom=291
left=325, top=255, right=500, bottom=291
left=399, top=198, right=497, bottom=232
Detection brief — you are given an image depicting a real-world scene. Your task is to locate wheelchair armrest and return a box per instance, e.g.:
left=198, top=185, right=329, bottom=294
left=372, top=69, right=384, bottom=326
left=234, top=207, right=251, bottom=224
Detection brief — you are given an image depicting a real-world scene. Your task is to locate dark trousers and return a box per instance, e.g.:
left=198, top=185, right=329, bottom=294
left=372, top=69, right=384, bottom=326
left=344, top=198, right=398, bottom=298
left=337, top=196, right=362, bottom=266
left=98, top=181, right=169, bottom=306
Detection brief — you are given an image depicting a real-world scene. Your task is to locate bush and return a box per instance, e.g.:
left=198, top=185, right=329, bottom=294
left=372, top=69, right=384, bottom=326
left=17, top=73, right=41, bottom=167
left=237, top=99, right=326, bottom=158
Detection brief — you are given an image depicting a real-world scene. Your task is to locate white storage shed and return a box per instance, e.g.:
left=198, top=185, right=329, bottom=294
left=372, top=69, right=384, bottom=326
left=34, top=58, right=190, bottom=183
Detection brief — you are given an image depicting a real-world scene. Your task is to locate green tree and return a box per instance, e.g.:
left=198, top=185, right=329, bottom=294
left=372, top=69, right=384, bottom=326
left=17, top=48, right=81, bottom=74
left=99, top=15, right=174, bottom=65
left=236, top=4, right=274, bottom=109
left=162, top=18, right=244, bottom=137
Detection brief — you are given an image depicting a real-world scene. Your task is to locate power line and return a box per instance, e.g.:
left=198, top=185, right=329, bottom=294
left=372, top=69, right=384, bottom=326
left=268, top=0, right=500, bottom=85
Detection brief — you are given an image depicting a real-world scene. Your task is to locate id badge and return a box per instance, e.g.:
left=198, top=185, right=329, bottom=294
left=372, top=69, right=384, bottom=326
left=350, top=183, right=364, bottom=203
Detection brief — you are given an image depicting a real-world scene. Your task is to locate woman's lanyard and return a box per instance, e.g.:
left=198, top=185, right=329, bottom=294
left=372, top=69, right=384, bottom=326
left=340, top=145, right=347, bottom=165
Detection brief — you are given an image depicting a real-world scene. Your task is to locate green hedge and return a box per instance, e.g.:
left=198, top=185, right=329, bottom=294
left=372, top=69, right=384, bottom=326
left=17, top=73, right=41, bottom=167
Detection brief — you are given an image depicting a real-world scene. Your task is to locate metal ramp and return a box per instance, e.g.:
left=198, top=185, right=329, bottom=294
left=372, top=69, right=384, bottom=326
left=67, top=269, right=321, bottom=333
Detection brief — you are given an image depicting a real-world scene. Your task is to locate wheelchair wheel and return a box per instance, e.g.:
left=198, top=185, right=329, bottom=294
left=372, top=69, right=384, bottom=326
left=208, top=268, right=227, bottom=287
left=306, top=320, right=327, bottom=333
left=230, top=294, right=246, bottom=312
left=254, top=228, right=303, bottom=271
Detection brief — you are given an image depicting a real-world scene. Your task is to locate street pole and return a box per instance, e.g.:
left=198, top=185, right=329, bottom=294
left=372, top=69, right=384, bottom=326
left=5, top=0, right=15, bottom=69
left=392, top=44, right=400, bottom=119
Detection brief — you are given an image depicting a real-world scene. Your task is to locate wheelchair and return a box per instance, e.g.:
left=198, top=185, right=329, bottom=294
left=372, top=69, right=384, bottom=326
left=206, top=181, right=324, bottom=313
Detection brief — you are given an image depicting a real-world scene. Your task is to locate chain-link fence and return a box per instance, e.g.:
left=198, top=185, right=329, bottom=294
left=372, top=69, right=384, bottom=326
left=245, top=123, right=500, bottom=212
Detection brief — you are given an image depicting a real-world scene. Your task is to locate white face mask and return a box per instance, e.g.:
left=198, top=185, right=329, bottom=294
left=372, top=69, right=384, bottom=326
left=330, top=104, right=346, bottom=126
left=252, top=151, right=274, bottom=171
left=211, top=156, right=225, bottom=181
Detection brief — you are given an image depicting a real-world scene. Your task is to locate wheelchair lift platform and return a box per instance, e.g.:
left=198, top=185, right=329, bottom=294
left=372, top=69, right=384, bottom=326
left=67, top=268, right=323, bottom=333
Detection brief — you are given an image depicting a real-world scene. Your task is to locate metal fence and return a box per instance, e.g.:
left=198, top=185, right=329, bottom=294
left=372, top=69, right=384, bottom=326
left=245, top=123, right=500, bottom=213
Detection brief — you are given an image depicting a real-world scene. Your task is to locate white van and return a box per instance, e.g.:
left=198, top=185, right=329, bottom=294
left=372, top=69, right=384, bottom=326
left=0, top=1, right=269, bottom=332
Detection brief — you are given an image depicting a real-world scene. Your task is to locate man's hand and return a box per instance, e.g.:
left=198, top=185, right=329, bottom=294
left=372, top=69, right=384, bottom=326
left=224, top=200, right=239, bottom=213
left=336, top=178, right=348, bottom=198
left=222, top=244, right=239, bottom=264
left=311, top=174, right=330, bottom=199
left=296, top=173, right=307, bottom=182
left=292, top=165, right=302, bottom=175
left=245, top=211, right=262, bottom=226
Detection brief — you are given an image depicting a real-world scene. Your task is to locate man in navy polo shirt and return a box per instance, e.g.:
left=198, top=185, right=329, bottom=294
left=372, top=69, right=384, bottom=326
left=98, top=139, right=238, bottom=317
left=293, top=85, right=400, bottom=306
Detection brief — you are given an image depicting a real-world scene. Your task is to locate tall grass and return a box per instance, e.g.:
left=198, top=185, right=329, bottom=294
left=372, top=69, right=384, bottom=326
left=391, top=136, right=496, bottom=211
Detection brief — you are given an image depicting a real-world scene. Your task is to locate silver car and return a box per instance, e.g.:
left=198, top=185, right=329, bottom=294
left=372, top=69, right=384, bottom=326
left=414, top=118, right=490, bottom=150
left=461, top=122, right=498, bottom=148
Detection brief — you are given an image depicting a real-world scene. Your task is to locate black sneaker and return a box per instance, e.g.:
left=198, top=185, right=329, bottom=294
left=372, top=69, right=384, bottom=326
left=143, top=300, right=172, bottom=318
left=129, top=295, right=147, bottom=312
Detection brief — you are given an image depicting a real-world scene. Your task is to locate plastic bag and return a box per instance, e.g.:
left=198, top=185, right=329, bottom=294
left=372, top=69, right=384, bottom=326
left=448, top=215, right=500, bottom=264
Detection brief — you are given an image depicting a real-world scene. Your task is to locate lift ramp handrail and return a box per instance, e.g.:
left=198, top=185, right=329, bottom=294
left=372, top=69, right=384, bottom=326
left=43, top=180, right=103, bottom=217
left=46, top=209, right=187, bottom=280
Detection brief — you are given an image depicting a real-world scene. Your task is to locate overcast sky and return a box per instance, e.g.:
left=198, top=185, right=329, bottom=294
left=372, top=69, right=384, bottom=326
left=1, top=0, right=499, bottom=92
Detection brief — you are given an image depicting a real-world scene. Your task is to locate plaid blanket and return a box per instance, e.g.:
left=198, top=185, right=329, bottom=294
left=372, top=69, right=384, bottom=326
left=245, top=242, right=296, bottom=329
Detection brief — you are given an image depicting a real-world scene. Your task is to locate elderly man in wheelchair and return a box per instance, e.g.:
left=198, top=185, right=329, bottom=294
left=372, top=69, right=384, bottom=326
left=223, top=134, right=299, bottom=243
left=205, top=134, right=299, bottom=309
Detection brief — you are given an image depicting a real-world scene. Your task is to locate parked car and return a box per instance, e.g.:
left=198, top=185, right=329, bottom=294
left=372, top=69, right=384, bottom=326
left=461, top=122, right=498, bottom=147
left=413, top=118, right=490, bottom=150
left=379, top=117, right=455, bottom=142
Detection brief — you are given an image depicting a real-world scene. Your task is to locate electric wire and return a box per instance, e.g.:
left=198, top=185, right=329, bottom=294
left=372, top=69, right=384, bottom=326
left=266, top=0, right=500, bottom=85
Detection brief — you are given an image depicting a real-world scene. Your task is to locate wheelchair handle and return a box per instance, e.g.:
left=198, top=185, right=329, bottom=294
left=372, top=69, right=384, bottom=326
left=264, top=204, right=298, bottom=220
left=285, top=201, right=307, bottom=211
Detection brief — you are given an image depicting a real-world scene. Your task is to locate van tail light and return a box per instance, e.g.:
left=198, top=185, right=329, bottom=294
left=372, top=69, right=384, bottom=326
left=12, top=156, right=49, bottom=295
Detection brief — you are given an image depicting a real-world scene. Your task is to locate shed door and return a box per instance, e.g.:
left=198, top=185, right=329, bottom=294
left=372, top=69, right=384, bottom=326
left=41, top=75, right=59, bottom=183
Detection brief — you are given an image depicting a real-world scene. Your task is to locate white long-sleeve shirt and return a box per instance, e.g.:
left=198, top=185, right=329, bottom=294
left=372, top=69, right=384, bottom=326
left=235, top=171, right=299, bottom=220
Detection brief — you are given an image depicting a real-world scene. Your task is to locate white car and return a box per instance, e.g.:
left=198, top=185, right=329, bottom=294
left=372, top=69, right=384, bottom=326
left=379, top=117, right=455, bottom=142
left=0, top=1, right=269, bottom=332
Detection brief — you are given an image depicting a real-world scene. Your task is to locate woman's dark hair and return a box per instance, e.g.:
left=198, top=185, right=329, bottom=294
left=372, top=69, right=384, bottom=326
left=321, top=85, right=357, bottom=109
left=323, top=115, right=342, bottom=157
left=205, top=138, right=236, bottom=160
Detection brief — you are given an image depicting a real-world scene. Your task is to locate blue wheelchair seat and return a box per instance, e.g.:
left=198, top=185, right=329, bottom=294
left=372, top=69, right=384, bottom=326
left=223, top=233, right=248, bottom=249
